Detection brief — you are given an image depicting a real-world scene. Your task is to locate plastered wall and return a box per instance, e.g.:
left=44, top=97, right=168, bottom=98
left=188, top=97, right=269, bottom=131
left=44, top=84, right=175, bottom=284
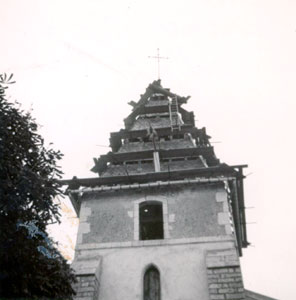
left=79, top=182, right=228, bottom=246
left=75, top=241, right=237, bottom=300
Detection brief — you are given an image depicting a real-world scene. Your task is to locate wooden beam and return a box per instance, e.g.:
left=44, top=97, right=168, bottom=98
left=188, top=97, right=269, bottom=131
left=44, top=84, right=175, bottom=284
left=109, top=125, right=199, bottom=151
left=231, top=179, right=243, bottom=256
left=60, top=165, right=239, bottom=187
left=100, top=147, right=216, bottom=163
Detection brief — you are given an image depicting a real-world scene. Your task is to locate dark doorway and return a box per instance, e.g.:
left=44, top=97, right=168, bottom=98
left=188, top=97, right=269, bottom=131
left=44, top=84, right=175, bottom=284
left=139, top=201, right=164, bottom=240
left=144, top=266, right=161, bottom=300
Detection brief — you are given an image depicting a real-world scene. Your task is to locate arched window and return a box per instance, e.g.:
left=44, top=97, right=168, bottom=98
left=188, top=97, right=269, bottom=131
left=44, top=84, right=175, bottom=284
left=144, top=266, right=161, bottom=300
left=139, top=201, right=164, bottom=240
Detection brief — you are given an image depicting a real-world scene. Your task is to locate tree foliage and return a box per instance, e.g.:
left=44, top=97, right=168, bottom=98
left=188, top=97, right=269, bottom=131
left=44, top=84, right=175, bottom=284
left=0, top=74, right=76, bottom=299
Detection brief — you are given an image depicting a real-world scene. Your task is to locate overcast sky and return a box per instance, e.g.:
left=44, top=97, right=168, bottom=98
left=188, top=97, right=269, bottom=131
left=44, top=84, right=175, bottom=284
left=1, top=1, right=296, bottom=299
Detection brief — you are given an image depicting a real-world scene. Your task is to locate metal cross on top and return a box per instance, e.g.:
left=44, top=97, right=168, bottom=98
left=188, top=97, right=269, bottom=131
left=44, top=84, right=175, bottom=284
left=148, top=48, right=169, bottom=80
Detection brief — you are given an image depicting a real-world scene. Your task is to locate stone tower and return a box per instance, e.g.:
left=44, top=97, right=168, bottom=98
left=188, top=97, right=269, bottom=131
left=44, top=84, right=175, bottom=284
left=65, top=80, right=250, bottom=300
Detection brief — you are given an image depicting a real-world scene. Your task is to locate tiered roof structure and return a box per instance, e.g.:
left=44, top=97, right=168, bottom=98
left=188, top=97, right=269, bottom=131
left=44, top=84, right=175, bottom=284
left=65, top=79, right=249, bottom=255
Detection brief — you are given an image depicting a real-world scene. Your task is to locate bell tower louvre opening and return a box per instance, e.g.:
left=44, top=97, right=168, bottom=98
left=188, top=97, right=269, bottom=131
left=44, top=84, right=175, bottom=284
left=139, top=201, right=164, bottom=240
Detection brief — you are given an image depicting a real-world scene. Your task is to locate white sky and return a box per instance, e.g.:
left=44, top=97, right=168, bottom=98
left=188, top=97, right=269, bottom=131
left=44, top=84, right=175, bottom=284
left=1, top=1, right=296, bottom=299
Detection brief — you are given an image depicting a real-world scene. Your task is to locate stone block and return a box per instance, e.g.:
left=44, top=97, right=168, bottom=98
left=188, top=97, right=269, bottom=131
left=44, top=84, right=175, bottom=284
left=206, top=249, right=240, bottom=268
left=228, top=283, right=244, bottom=288
left=79, top=286, right=95, bottom=292
left=223, top=201, right=229, bottom=212
left=134, top=229, right=139, bottom=241
left=207, top=256, right=224, bottom=265
left=77, top=222, right=90, bottom=244
left=210, top=295, right=225, bottom=300
left=234, top=277, right=243, bottom=282
left=163, top=204, right=168, bottom=214
left=218, top=212, right=230, bottom=225
left=223, top=273, right=242, bottom=278
left=225, top=293, right=245, bottom=299
left=213, top=269, right=228, bottom=274
left=216, top=191, right=227, bottom=202
left=225, top=255, right=239, bottom=265
left=219, top=288, right=236, bottom=294
left=208, top=274, right=220, bottom=280
left=81, top=282, right=89, bottom=287
left=208, top=278, right=221, bottom=284
left=218, top=278, right=235, bottom=283
left=79, top=291, right=93, bottom=297
left=225, top=224, right=233, bottom=235
left=209, top=283, right=223, bottom=289
left=208, top=249, right=236, bottom=257
left=169, top=213, right=175, bottom=222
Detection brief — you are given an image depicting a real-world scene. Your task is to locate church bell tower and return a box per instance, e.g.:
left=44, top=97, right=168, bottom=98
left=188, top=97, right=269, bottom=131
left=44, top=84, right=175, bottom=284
left=66, top=80, right=249, bottom=300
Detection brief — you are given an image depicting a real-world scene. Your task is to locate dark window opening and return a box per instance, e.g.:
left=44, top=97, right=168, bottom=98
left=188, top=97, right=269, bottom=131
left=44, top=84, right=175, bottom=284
left=141, top=159, right=153, bottom=164
left=125, top=161, right=139, bottom=165
left=171, top=157, right=184, bottom=162
left=129, top=138, right=141, bottom=143
left=172, top=134, right=184, bottom=139
left=187, top=156, right=198, bottom=160
left=161, top=158, right=170, bottom=163
left=144, top=266, right=161, bottom=300
left=140, top=202, right=164, bottom=240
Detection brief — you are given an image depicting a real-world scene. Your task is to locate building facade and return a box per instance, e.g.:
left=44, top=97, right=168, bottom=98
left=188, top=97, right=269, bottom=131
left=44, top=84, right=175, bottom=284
left=65, top=80, right=273, bottom=300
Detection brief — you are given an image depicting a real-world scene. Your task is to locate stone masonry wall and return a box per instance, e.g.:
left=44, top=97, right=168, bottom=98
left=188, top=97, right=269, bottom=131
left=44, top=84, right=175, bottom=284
left=206, top=249, right=245, bottom=300
left=73, top=275, right=100, bottom=300
left=71, top=254, right=101, bottom=300
left=207, top=267, right=245, bottom=300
